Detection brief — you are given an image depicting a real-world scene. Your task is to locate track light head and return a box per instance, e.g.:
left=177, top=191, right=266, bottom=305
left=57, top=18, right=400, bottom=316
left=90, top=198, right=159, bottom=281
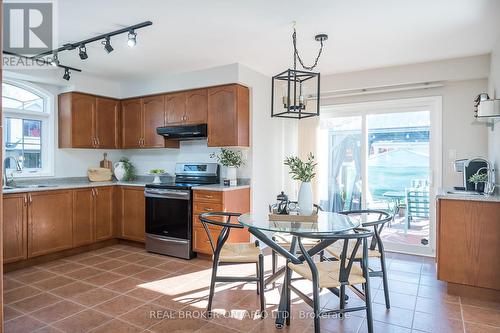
left=63, top=68, right=71, bottom=81
left=102, top=36, right=113, bottom=53
left=51, top=53, right=59, bottom=67
left=78, top=44, right=88, bottom=60
left=127, top=29, right=137, bottom=47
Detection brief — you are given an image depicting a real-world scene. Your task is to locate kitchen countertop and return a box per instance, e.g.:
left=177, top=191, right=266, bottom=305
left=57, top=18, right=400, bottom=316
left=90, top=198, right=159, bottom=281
left=2, top=177, right=251, bottom=194
left=2, top=178, right=147, bottom=194
left=436, top=188, right=500, bottom=203
left=193, top=183, right=250, bottom=191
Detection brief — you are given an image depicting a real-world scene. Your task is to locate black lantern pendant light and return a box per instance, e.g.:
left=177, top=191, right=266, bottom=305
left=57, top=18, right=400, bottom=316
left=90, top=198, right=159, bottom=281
left=271, top=24, right=327, bottom=119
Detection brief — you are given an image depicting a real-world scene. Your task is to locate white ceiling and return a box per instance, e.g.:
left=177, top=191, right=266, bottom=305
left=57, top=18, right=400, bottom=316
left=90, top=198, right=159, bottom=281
left=53, top=0, right=500, bottom=80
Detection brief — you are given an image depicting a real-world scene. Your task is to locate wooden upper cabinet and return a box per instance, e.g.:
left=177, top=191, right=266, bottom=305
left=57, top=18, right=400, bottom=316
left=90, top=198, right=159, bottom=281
left=165, top=92, right=186, bottom=125
left=28, top=190, right=73, bottom=258
left=94, top=186, right=113, bottom=241
left=3, top=193, right=28, bottom=263
left=185, top=89, right=208, bottom=125
left=143, top=95, right=166, bottom=148
left=95, top=97, right=120, bottom=148
left=121, top=98, right=143, bottom=148
left=58, top=92, right=119, bottom=149
left=208, top=84, right=249, bottom=147
left=72, top=188, right=94, bottom=247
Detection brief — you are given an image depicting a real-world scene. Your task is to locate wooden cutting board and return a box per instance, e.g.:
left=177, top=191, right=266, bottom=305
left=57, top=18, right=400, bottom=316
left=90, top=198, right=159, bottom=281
left=100, top=153, right=112, bottom=170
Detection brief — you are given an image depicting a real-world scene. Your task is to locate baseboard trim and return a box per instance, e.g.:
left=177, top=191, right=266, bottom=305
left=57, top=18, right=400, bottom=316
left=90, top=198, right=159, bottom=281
left=447, top=282, right=500, bottom=302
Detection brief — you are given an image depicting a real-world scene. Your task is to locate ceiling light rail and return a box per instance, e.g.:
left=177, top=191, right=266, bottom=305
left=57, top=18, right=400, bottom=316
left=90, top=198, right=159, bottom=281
left=29, top=21, right=152, bottom=60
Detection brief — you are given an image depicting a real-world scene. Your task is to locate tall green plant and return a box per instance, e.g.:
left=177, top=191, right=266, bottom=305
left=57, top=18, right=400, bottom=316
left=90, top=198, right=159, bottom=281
left=210, top=148, right=244, bottom=167
left=284, top=153, right=317, bottom=182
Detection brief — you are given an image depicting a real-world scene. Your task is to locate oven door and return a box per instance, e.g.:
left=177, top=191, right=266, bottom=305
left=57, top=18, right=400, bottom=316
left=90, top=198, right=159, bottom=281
left=145, top=188, right=191, bottom=240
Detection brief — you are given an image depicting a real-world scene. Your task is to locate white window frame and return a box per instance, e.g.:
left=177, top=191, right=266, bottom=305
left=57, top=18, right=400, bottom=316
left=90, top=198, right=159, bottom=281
left=321, top=96, right=443, bottom=257
left=2, top=80, right=55, bottom=178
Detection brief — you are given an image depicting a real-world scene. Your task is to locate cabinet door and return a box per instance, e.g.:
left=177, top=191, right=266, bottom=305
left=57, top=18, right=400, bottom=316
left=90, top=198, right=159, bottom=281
left=71, top=93, right=95, bottom=148
left=72, top=188, right=94, bottom=247
left=143, top=95, right=166, bottom=148
left=165, top=92, right=186, bottom=125
left=3, top=194, right=27, bottom=263
left=208, top=85, right=237, bottom=147
left=122, top=98, right=143, bottom=148
left=121, top=187, right=145, bottom=242
left=95, top=186, right=113, bottom=241
left=28, top=190, right=73, bottom=258
left=185, top=89, right=207, bottom=125
left=95, top=97, right=120, bottom=148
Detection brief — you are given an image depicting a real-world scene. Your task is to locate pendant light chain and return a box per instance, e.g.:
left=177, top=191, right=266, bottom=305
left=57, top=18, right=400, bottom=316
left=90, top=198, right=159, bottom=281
left=292, top=28, right=324, bottom=71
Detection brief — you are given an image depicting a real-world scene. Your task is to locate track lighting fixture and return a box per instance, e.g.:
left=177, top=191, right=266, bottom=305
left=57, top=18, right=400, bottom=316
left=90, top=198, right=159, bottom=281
left=3, top=21, right=152, bottom=75
left=102, top=36, right=113, bottom=53
left=63, top=68, right=71, bottom=81
left=78, top=44, right=88, bottom=60
left=127, top=29, right=137, bottom=47
left=51, top=52, right=59, bottom=67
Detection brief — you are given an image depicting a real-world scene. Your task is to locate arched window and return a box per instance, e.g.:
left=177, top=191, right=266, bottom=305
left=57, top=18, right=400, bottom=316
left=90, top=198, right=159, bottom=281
left=2, top=81, right=54, bottom=177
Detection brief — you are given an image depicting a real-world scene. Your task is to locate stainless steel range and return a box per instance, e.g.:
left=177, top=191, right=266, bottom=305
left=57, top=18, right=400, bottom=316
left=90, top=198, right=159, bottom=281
left=145, top=163, right=219, bottom=259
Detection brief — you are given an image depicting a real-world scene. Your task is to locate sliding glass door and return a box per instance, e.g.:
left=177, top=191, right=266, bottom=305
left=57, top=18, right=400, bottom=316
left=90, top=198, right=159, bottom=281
left=318, top=97, right=441, bottom=256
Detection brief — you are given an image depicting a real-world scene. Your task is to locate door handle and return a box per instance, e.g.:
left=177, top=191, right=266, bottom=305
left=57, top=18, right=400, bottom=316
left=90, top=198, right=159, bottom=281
left=91, top=188, right=95, bottom=196
left=96, top=137, right=100, bottom=147
left=23, top=195, right=28, bottom=205
left=204, top=207, right=214, bottom=211
left=28, top=194, right=32, bottom=204
left=95, top=188, right=99, bottom=196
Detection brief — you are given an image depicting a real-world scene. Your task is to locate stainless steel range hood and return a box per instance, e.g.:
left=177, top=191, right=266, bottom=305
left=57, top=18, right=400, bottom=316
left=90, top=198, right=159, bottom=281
left=156, top=124, right=207, bottom=140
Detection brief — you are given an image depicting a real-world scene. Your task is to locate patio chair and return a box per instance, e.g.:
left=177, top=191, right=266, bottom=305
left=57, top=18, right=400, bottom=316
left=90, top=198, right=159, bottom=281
left=405, top=187, right=430, bottom=230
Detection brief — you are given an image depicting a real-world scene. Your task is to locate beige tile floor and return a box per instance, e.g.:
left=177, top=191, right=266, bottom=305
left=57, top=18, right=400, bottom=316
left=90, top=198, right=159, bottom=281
left=3, top=244, right=500, bottom=333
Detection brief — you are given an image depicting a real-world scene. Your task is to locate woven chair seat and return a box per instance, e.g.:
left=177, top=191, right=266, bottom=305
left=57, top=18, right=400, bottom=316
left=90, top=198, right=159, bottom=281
left=288, top=261, right=366, bottom=288
left=325, top=240, right=380, bottom=260
left=219, top=243, right=261, bottom=263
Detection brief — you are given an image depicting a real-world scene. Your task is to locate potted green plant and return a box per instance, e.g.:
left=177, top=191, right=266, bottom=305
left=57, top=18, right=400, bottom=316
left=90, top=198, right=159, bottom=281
left=468, top=172, right=488, bottom=192
left=114, top=157, right=136, bottom=181
left=284, top=153, right=317, bottom=215
left=210, top=148, right=244, bottom=185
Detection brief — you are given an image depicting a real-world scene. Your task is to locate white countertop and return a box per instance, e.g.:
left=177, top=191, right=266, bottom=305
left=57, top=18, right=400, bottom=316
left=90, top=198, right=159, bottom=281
left=436, top=188, right=500, bottom=203
left=192, top=184, right=250, bottom=191
left=3, top=180, right=146, bottom=194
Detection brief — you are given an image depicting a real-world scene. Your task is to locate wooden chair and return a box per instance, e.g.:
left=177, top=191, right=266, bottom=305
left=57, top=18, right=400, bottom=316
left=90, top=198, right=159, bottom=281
left=325, top=210, right=392, bottom=309
left=286, top=228, right=375, bottom=333
left=199, top=212, right=265, bottom=317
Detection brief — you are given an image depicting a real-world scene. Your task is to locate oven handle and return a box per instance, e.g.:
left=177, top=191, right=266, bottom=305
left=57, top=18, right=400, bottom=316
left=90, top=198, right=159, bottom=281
left=147, top=234, right=189, bottom=244
left=144, top=191, right=190, bottom=200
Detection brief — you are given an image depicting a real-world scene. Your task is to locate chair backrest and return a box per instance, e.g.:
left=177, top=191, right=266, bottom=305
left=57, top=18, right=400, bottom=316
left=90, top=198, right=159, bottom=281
left=338, top=210, right=392, bottom=252
left=406, top=188, right=430, bottom=218
left=199, top=212, right=243, bottom=255
left=296, top=228, right=373, bottom=284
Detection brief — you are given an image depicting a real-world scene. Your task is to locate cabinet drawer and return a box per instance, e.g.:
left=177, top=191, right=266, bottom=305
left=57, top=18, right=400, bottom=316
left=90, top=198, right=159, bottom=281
left=193, top=227, right=218, bottom=255
left=193, top=190, right=223, bottom=203
left=193, top=214, right=227, bottom=229
left=193, top=201, right=223, bottom=215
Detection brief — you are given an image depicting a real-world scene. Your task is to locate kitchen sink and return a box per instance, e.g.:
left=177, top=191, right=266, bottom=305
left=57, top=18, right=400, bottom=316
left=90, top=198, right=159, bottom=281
left=446, top=190, right=484, bottom=196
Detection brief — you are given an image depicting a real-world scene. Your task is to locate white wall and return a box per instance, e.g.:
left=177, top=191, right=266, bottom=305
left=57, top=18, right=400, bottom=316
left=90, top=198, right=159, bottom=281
left=299, top=56, right=490, bottom=190
left=487, top=38, right=500, bottom=188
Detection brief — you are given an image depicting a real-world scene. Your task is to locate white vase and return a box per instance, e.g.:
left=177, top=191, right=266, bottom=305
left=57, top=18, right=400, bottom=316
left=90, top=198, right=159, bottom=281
left=226, top=167, right=237, bottom=181
left=298, top=182, right=313, bottom=215
left=114, top=162, right=126, bottom=181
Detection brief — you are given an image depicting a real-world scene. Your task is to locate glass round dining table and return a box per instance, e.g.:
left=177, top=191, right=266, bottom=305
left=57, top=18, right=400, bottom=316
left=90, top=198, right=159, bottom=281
left=237, top=211, right=360, bottom=328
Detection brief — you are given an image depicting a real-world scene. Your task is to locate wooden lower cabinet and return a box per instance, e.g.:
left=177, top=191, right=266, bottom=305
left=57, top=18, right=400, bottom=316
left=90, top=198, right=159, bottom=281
left=72, top=188, right=94, bottom=247
left=3, top=193, right=28, bottom=263
left=437, top=199, right=500, bottom=291
left=94, top=187, right=114, bottom=241
left=192, top=188, right=250, bottom=255
left=28, top=190, right=73, bottom=258
left=118, top=186, right=146, bottom=242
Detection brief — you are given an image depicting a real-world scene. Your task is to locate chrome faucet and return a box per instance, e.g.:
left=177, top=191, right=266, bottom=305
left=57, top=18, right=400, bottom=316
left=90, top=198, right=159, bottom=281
left=3, top=156, right=22, bottom=187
